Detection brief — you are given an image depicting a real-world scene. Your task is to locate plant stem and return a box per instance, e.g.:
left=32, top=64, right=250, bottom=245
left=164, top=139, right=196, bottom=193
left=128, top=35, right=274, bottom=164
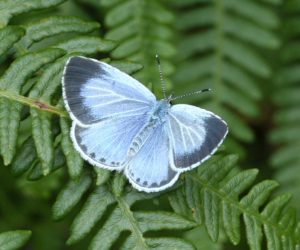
left=0, top=90, right=68, bottom=117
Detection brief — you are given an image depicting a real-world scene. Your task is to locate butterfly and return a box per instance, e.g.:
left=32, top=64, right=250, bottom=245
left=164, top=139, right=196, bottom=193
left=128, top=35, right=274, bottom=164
left=62, top=56, right=228, bottom=193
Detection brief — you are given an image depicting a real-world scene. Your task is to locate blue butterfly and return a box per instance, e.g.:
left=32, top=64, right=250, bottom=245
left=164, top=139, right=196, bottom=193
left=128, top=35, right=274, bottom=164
left=62, top=56, right=228, bottom=192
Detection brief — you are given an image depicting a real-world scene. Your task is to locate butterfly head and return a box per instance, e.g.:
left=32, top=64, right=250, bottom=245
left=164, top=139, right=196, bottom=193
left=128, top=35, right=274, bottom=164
left=165, top=94, right=174, bottom=105
left=159, top=99, right=171, bottom=109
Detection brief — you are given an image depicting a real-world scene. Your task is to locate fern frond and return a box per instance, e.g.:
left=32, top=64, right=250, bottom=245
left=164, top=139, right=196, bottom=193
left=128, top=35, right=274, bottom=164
left=0, top=48, right=64, bottom=165
left=59, top=114, right=84, bottom=179
left=184, top=227, right=223, bottom=250
left=0, top=0, right=65, bottom=28
left=0, top=26, right=25, bottom=55
left=0, top=1, right=116, bottom=180
left=11, top=138, right=36, bottom=177
left=53, top=36, right=115, bottom=54
left=0, top=230, right=31, bottom=250
left=100, top=0, right=176, bottom=94
left=52, top=175, right=92, bottom=220
left=17, top=16, right=100, bottom=51
left=52, top=174, right=196, bottom=249
left=27, top=146, right=65, bottom=181
left=169, top=154, right=300, bottom=249
left=269, top=1, right=300, bottom=211
left=171, top=0, right=280, bottom=154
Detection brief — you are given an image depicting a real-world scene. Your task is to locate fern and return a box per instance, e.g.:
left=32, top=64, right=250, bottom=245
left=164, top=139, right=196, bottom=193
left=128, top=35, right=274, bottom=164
left=1, top=2, right=300, bottom=250
left=0, top=1, right=116, bottom=178
left=51, top=153, right=300, bottom=249
left=0, top=230, right=31, bottom=250
left=184, top=227, right=223, bottom=250
left=269, top=1, right=300, bottom=211
left=0, top=26, right=25, bottom=55
left=52, top=174, right=196, bottom=249
left=100, top=0, right=176, bottom=94
left=0, top=0, right=66, bottom=27
left=171, top=0, right=281, bottom=155
left=0, top=48, right=64, bottom=165
left=169, top=154, right=300, bottom=250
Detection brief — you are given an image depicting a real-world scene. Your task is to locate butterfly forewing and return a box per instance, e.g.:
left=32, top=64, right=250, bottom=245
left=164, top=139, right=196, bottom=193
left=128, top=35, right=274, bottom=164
left=63, top=56, right=156, bottom=170
left=167, top=104, right=228, bottom=172
left=62, top=56, right=156, bottom=126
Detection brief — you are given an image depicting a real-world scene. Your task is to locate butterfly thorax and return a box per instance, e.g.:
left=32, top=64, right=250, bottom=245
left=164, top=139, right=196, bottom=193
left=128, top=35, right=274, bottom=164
left=150, top=99, right=170, bottom=122
left=127, top=100, right=170, bottom=157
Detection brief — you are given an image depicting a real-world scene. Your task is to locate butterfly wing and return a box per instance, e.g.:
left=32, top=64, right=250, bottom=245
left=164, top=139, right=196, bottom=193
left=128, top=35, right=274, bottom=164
left=63, top=56, right=155, bottom=169
left=125, top=124, right=180, bottom=192
left=71, top=113, right=150, bottom=170
left=167, top=104, right=228, bottom=172
left=62, top=56, right=156, bottom=126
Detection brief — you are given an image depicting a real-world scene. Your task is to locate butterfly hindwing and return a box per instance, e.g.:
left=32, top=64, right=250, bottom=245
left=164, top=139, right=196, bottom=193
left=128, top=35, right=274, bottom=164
left=62, top=56, right=156, bottom=126
left=167, top=104, right=228, bottom=172
left=71, top=113, right=151, bottom=170
left=125, top=123, right=180, bottom=192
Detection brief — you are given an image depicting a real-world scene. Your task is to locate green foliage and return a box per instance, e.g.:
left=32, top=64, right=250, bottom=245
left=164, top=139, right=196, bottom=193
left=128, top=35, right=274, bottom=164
left=53, top=174, right=196, bottom=249
left=184, top=227, right=223, bottom=250
left=16, top=16, right=100, bottom=50
left=171, top=0, right=280, bottom=154
left=0, top=1, right=116, bottom=178
left=52, top=175, right=92, bottom=220
left=0, top=0, right=66, bottom=27
left=1, top=1, right=300, bottom=250
left=269, top=1, right=300, bottom=211
left=0, top=230, right=31, bottom=250
left=0, top=26, right=25, bottom=55
left=60, top=114, right=84, bottom=179
left=169, top=155, right=300, bottom=250
left=101, top=0, right=176, bottom=94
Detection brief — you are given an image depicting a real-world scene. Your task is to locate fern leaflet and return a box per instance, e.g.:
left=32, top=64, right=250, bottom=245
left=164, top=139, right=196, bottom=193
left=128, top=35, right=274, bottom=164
left=0, top=230, right=31, bottom=250
left=171, top=0, right=280, bottom=155
left=100, top=0, right=176, bottom=95
left=169, top=154, right=300, bottom=250
left=0, top=2, right=116, bottom=179
left=269, top=1, right=300, bottom=212
left=52, top=174, right=196, bottom=250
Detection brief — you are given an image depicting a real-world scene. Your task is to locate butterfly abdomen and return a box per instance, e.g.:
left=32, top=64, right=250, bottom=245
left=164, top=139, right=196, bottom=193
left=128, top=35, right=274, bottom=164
left=128, top=121, right=157, bottom=157
left=127, top=100, right=170, bottom=158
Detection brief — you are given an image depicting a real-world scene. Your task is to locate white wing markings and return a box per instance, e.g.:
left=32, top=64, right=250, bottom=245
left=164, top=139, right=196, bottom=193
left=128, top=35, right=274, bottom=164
left=167, top=118, right=176, bottom=153
left=186, top=127, right=196, bottom=148
left=99, top=107, right=149, bottom=119
left=169, top=114, right=187, bottom=152
left=83, top=86, right=151, bottom=106
left=84, top=86, right=104, bottom=90
left=168, top=113, right=206, bottom=154
left=90, top=98, right=150, bottom=108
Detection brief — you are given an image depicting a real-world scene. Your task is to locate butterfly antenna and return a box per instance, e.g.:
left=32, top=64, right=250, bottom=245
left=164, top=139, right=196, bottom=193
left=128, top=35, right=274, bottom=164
left=156, top=54, right=167, bottom=99
left=171, top=88, right=212, bottom=101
